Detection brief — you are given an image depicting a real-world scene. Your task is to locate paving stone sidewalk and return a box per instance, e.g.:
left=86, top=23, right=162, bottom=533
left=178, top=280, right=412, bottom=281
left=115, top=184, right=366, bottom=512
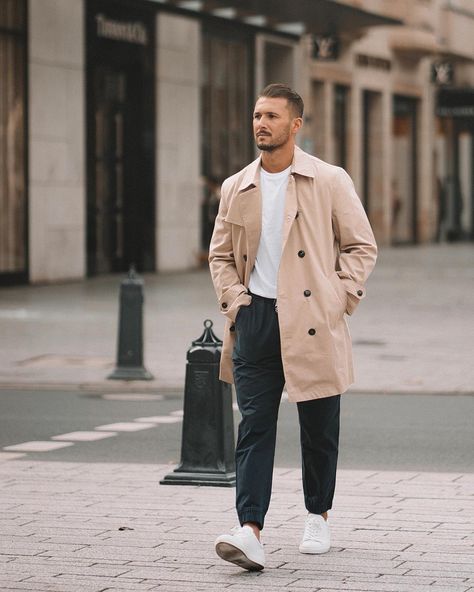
left=1, top=460, right=473, bottom=592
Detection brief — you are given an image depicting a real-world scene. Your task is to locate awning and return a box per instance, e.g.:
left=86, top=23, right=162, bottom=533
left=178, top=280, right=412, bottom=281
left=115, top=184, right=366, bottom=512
left=389, top=27, right=439, bottom=58
left=167, top=0, right=402, bottom=35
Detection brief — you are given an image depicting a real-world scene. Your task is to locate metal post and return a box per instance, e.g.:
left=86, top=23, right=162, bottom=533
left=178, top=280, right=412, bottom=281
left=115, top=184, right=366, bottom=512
left=108, top=266, right=154, bottom=381
left=160, top=320, right=235, bottom=487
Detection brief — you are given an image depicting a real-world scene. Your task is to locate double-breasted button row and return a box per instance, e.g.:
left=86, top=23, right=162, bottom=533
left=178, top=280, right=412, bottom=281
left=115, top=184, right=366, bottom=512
left=304, top=289, right=311, bottom=297
left=308, top=328, right=316, bottom=335
left=298, top=250, right=305, bottom=258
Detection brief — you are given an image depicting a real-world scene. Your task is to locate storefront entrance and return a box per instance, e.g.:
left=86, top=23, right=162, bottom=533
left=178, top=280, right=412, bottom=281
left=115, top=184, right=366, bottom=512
left=436, top=88, right=474, bottom=242
left=86, top=0, right=155, bottom=274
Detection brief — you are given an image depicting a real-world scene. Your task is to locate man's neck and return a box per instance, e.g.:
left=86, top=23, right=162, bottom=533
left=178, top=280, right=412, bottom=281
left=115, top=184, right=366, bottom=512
left=260, top=145, right=294, bottom=174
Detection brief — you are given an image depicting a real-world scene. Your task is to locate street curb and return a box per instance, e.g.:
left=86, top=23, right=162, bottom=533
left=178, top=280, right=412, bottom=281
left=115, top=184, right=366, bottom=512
left=0, top=381, right=473, bottom=396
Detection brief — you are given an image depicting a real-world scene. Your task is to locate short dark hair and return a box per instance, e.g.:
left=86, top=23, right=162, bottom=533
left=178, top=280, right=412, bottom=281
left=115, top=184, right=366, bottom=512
left=259, top=83, right=304, bottom=118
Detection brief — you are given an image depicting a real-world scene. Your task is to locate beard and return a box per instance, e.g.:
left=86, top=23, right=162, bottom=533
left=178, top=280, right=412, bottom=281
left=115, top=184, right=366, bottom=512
left=255, top=127, right=291, bottom=152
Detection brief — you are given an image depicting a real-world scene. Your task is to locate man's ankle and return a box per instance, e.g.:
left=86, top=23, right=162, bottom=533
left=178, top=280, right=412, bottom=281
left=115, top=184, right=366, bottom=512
left=243, top=521, right=261, bottom=541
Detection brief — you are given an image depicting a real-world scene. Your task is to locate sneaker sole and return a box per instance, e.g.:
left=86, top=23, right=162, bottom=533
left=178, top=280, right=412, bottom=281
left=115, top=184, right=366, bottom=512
left=215, top=541, right=264, bottom=571
left=299, top=544, right=330, bottom=554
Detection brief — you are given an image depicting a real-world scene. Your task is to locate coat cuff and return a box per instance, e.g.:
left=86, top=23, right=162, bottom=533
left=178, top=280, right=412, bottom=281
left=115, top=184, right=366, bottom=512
left=338, top=278, right=366, bottom=315
left=219, top=284, right=251, bottom=322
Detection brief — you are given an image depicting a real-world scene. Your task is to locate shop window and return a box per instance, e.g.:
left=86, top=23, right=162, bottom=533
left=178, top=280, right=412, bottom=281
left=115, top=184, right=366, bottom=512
left=0, top=0, right=27, bottom=281
left=201, top=23, right=253, bottom=251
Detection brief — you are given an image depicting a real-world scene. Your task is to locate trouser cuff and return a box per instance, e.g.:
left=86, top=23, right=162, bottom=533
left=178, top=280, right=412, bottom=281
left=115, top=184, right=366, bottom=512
left=238, top=508, right=264, bottom=531
left=305, top=498, right=333, bottom=515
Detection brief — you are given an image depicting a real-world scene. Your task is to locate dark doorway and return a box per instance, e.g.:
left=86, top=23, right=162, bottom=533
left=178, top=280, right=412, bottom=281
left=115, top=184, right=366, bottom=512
left=334, top=84, right=349, bottom=169
left=86, top=0, right=155, bottom=275
left=392, top=96, right=418, bottom=244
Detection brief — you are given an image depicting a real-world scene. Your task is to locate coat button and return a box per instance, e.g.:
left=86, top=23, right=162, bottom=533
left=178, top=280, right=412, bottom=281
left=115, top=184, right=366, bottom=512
left=230, top=325, right=235, bottom=332
left=304, top=289, right=311, bottom=297
left=243, top=254, right=247, bottom=262
left=308, top=328, right=316, bottom=336
left=222, top=302, right=228, bottom=309
left=357, top=290, right=363, bottom=297
left=298, top=250, right=305, bottom=258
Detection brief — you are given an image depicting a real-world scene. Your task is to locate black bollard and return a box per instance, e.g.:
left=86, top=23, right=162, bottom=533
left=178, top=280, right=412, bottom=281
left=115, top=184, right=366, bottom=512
left=160, top=319, right=235, bottom=487
left=107, top=266, right=154, bottom=381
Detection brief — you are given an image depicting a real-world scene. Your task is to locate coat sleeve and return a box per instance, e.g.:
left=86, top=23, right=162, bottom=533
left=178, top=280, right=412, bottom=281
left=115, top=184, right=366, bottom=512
left=331, top=168, right=378, bottom=315
left=208, top=179, right=251, bottom=322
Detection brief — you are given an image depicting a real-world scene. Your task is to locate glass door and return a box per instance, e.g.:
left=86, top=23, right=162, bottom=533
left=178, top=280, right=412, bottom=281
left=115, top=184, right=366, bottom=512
left=92, top=67, right=126, bottom=273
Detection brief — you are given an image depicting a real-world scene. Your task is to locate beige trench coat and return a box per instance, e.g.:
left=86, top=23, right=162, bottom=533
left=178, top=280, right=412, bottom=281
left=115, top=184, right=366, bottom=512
left=209, top=146, right=377, bottom=402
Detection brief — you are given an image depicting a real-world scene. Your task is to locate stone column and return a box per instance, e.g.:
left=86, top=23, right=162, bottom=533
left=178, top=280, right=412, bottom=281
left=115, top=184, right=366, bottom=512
left=418, top=59, right=436, bottom=243
left=28, top=0, right=86, bottom=282
left=155, top=13, right=201, bottom=271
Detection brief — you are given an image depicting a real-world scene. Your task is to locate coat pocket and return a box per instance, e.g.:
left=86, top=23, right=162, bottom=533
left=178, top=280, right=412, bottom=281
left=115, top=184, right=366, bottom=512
left=327, top=272, right=348, bottom=315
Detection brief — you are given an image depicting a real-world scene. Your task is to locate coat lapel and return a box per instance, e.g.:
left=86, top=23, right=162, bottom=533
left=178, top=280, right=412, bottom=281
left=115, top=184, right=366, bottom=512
left=234, top=147, right=316, bottom=263
left=239, top=186, right=261, bottom=265
left=235, top=156, right=262, bottom=264
left=281, top=147, right=315, bottom=253
left=281, top=174, right=298, bottom=254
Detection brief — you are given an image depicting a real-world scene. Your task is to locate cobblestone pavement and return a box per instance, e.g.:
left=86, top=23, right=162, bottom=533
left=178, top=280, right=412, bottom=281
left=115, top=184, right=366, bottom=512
left=1, top=460, right=473, bottom=592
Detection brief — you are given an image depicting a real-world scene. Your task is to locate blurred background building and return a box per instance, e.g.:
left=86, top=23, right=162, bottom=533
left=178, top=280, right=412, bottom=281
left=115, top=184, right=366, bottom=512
left=0, top=0, right=473, bottom=285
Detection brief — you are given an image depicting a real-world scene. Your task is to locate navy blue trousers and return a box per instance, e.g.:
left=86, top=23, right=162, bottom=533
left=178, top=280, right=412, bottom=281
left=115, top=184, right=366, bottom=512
left=232, top=293, right=340, bottom=530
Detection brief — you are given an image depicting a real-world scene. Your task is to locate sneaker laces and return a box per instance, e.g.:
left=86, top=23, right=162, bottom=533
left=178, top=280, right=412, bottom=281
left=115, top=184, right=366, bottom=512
left=303, top=517, right=323, bottom=541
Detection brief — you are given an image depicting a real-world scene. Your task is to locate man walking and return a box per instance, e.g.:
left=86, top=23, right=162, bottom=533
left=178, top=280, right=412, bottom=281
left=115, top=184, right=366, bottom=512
left=209, top=83, right=377, bottom=571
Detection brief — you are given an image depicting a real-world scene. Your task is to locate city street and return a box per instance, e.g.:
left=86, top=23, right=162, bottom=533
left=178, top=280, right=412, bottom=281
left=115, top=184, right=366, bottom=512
left=0, top=388, right=473, bottom=472
left=1, top=244, right=474, bottom=591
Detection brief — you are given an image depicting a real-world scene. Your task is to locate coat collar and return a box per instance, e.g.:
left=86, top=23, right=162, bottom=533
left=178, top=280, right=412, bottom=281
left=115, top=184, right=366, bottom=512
left=237, top=145, right=315, bottom=192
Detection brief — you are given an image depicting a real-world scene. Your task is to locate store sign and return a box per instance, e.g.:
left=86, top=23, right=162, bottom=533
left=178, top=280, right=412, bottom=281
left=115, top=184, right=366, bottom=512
left=437, top=88, right=474, bottom=117
left=431, top=62, right=454, bottom=86
left=312, top=35, right=339, bottom=60
left=95, top=14, right=148, bottom=45
left=356, top=54, right=391, bottom=71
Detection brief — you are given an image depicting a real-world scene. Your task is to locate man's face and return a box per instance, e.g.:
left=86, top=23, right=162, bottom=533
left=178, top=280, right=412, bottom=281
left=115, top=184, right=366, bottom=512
left=253, top=96, right=300, bottom=152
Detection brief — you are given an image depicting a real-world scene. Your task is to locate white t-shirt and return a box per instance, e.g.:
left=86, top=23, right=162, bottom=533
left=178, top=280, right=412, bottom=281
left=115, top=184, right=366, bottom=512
left=248, top=165, right=291, bottom=299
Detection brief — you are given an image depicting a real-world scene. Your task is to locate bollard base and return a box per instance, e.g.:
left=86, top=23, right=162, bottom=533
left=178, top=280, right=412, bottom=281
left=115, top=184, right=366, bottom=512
left=107, top=366, right=154, bottom=381
left=160, top=469, right=236, bottom=488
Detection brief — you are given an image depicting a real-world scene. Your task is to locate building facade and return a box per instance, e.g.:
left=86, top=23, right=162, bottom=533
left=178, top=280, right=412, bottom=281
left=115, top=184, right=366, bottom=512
left=300, top=0, right=474, bottom=246
left=0, top=0, right=472, bottom=285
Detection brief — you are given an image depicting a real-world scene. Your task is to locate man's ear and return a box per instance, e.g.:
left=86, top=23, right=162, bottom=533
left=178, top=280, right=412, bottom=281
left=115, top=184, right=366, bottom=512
left=292, top=117, right=303, bottom=134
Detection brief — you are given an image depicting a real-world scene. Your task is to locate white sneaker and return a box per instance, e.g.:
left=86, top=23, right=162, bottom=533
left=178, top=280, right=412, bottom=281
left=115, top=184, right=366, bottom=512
left=215, top=525, right=265, bottom=571
left=299, top=513, right=331, bottom=554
